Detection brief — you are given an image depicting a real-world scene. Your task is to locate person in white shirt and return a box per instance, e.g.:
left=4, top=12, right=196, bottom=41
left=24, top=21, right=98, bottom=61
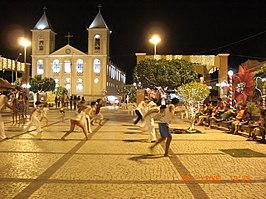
left=143, top=101, right=159, bottom=142
left=0, top=91, right=13, bottom=140
left=40, top=103, right=49, bottom=126
left=133, top=98, right=149, bottom=125
left=149, top=98, right=179, bottom=157
left=24, top=101, right=42, bottom=133
left=62, top=105, right=89, bottom=140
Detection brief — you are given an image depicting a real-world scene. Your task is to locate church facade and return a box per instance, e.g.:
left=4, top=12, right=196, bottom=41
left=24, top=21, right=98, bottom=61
left=31, top=8, right=126, bottom=101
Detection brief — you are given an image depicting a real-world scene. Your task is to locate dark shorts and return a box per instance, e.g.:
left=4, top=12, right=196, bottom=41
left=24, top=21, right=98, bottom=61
left=158, top=123, right=171, bottom=138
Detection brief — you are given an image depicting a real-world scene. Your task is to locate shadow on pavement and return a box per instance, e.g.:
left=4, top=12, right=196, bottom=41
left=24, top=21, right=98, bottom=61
left=128, top=154, right=162, bottom=163
left=122, top=139, right=147, bottom=143
left=124, top=132, right=140, bottom=134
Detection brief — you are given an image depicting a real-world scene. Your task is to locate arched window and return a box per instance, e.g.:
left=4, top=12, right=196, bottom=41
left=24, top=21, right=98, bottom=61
left=52, top=60, right=60, bottom=73
left=65, top=84, right=71, bottom=91
left=77, top=84, right=83, bottom=92
left=76, top=59, right=84, bottom=74
left=38, top=36, right=44, bottom=51
left=93, top=59, right=101, bottom=74
left=64, top=60, right=71, bottom=73
left=94, top=34, right=100, bottom=50
left=37, top=59, right=44, bottom=75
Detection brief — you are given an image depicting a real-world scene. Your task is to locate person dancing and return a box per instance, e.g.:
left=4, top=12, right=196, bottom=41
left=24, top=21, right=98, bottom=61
left=149, top=98, right=179, bottom=157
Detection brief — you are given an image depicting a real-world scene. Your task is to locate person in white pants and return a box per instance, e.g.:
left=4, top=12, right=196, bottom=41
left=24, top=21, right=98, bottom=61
left=143, top=101, right=159, bottom=142
left=24, top=101, right=42, bottom=133
left=0, top=91, right=13, bottom=140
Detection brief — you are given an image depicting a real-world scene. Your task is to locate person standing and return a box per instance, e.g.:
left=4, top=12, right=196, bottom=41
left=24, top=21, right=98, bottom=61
left=149, top=98, right=179, bottom=157
left=0, top=91, right=13, bottom=140
left=55, top=95, right=58, bottom=109
left=69, top=96, right=73, bottom=110
left=11, top=93, right=18, bottom=124
left=65, top=96, right=70, bottom=109
left=17, top=94, right=25, bottom=124
left=73, top=96, right=77, bottom=110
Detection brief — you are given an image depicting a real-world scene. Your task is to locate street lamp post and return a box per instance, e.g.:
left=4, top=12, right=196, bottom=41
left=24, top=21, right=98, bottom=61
left=14, top=52, right=22, bottom=83
left=19, top=37, right=31, bottom=112
left=149, top=34, right=161, bottom=56
left=228, top=70, right=234, bottom=109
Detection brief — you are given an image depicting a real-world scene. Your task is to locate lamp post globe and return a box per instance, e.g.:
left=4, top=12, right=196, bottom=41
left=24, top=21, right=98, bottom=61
left=149, top=34, right=161, bottom=56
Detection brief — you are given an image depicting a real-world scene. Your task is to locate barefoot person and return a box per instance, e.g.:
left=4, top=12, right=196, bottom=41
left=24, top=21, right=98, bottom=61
left=149, top=98, right=179, bottom=157
left=62, top=106, right=89, bottom=140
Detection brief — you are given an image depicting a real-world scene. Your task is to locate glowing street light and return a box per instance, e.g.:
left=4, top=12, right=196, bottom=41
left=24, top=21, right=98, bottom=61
left=19, top=38, right=31, bottom=64
left=19, top=37, right=31, bottom=111
left=149, top=34, right=161, bottom=55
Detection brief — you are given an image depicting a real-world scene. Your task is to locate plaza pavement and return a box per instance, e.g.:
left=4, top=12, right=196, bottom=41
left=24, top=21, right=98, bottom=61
left=0, top=106, right=265, bottom=199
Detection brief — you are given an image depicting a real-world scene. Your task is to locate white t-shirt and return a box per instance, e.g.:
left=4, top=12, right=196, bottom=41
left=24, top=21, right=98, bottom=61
left=158, top=104, right=175, bottom=123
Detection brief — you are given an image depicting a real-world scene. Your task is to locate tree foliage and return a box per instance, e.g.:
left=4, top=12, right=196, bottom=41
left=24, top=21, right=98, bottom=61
left=117, top=84, right=137, bottom=103
left=176, top=82, right=210, bottom=104
left=56, top=86, right=68, bottom=96
left=134, top=59, right=198, bottom=89
left=30, top=75, right=56, bottom=93
left=176, top=82, right=210, bottom=130
left=253, top=64, right=266, bottom=96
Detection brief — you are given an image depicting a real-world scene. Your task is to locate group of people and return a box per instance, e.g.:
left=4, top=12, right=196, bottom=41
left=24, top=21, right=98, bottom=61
left=10, top=92, right=28, bottom=124
left=0, top=89, right=105, bottom=141
left=194, top=98, right=265, bottom=143
left=133, top=97, right=180, bottom=157
left=55, top=95, right=86, bottom=110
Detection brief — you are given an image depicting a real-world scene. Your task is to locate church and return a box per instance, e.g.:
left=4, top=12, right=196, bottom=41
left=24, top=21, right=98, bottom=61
left=31, top=7, right=126, bottom=101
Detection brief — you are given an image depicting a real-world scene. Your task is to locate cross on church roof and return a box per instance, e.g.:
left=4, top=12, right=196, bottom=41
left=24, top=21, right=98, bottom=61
left=98, top=4, right=102, bottom=11
left=65, top=32, right=73, bottom=44
left=43, top=6, right=47, bottom=13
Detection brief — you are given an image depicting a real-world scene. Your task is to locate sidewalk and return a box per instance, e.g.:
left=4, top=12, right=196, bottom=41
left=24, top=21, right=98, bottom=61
left=0, top=107, right=265, bottom=198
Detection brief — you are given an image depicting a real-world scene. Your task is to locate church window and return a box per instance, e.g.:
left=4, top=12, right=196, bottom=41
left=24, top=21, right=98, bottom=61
left=93, top=59, right=101, bottom=74
left=37, top=59, right=44, bottom=75
left=38, top=40, right=44, bottom=51
left=52, top=60, right=60, bottom=73
left=65, top=78, right=71, bottom=83
left=76, top=59, right=84, bottom=74
left=94, top=78, right=99, bottom=84
left=64, top=60, right=71, bottom=73
left=65, top=84, right=71, bottom=91
left=77, top=78, right=83, bottom=83
left=77, top=84, right=83, bottom=92
left=94, top=34, right=100, bottom=51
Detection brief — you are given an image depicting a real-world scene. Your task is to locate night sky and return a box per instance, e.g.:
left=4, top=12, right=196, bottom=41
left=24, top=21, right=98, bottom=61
left=0, top=0, right=266, bottom=83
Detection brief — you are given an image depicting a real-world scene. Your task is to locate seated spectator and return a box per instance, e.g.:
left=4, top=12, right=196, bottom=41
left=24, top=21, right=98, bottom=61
left=231, top=106, right=249, bottom=134
left=247, top=109, right=266, bottom=143
left=207, top=106, right=235, bottom=128
left=195, top=103, right=213, bottom=126
left=232, top=109, right=251, bottom=134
